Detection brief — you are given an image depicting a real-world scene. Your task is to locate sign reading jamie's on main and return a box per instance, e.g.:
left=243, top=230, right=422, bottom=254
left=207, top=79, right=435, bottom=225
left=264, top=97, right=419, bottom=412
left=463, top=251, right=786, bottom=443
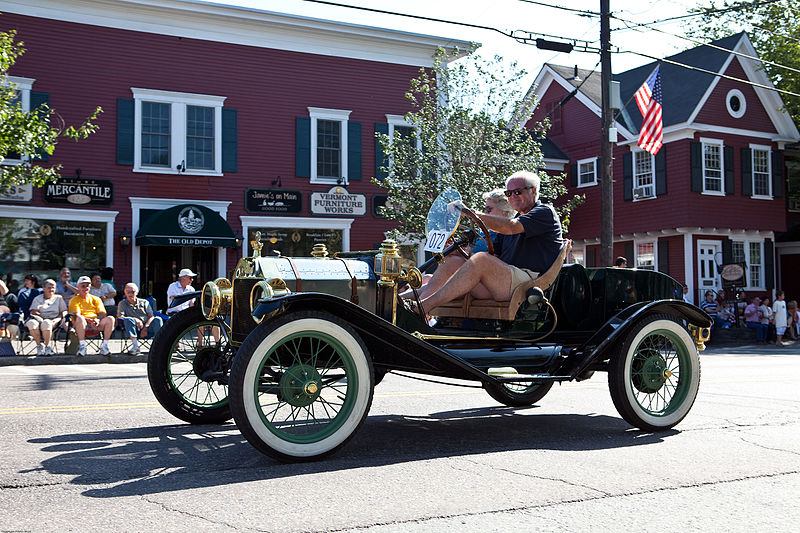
left=310, top=186, right=366, bottom=216
left=245, top=188, right=302, bottom=214
left=43, top=177, right=113, bottom=205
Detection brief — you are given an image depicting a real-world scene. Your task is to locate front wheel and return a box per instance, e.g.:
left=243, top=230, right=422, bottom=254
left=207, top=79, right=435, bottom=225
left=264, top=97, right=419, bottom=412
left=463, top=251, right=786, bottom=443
left=484, top=380, right=553, bottom=407
left=608, top=314, right=700, bottom=431
left=229, top=310, right=374, bottom=462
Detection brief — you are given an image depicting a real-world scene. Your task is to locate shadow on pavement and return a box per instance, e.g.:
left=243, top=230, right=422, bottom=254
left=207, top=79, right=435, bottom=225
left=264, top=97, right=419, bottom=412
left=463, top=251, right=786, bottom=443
left=29, top=406, right=677, bottom=498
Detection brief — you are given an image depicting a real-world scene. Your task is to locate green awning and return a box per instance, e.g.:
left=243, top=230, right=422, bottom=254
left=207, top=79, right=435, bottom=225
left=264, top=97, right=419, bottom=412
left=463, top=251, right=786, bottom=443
left=136, top=204, right=236, bottom=247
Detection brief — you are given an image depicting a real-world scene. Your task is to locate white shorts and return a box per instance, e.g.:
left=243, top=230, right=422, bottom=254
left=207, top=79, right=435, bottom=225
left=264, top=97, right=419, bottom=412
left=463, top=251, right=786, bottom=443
left=508, top=265, right=538, bottom=293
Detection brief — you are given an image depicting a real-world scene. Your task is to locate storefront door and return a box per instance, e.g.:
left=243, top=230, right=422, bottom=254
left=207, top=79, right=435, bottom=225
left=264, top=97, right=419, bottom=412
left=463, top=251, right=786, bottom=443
left=140, top=246, right=217, bottom=312
left=697, top=240, right=721, bottom=300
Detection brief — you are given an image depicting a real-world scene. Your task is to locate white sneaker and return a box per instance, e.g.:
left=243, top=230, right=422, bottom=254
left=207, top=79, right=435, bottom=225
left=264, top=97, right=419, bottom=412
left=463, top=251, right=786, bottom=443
left=128, top=346, right=141, bottom=355
left=44, top=345, right=54, bottom=356
left=99, top=344, right=111, bottom=356
left=77, top=345, right=87, bottom=357
left=36, top=344, right=45, bottom=356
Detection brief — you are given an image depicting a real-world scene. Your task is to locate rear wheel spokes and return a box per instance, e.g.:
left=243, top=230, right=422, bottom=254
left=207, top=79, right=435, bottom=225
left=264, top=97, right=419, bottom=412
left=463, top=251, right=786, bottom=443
left=168, top=323, right=228, bottom=408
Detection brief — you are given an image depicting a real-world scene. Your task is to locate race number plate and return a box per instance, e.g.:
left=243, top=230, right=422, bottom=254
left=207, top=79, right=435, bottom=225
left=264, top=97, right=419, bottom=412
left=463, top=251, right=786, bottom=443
left=424, top=230, right=448, bottom=253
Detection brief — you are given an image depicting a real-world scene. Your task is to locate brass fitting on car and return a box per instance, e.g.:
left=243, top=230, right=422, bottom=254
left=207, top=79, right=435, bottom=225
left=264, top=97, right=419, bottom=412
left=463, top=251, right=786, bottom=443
left=375, top=239, right=403, bottom=287
left=311, top=244, right=329, bottom=258
left=201, top=277, right=233, bottom=319
left=250, top=278, right=291, bottom=324
left=688, top=324, right=711, bottom=351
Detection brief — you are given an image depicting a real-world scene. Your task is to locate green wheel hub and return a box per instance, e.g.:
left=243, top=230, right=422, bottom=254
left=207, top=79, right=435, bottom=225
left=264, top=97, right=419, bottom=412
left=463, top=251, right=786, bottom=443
left=279, top=364, right=322, bottom=407
left=631, top=349, right=670, bottom=394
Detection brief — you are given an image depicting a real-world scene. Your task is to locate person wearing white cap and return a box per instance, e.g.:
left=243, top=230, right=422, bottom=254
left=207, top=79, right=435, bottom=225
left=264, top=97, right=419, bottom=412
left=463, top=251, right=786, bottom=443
left=166, top=268, right=197, bottom=315
left=68, top=275, right=116, bottom=356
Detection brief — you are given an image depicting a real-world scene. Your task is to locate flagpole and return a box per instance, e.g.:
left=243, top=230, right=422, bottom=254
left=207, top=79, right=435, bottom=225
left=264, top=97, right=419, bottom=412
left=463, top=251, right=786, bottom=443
left=600, top=0, right=614, bottom=267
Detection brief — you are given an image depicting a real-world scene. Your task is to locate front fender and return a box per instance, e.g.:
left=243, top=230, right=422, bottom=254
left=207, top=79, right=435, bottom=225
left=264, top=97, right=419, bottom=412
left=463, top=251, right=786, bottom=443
left=558, top=299, right=712, bottom=378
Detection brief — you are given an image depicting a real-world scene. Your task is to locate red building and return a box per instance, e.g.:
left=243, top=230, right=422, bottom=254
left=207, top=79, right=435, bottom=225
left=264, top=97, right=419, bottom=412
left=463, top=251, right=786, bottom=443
left=529, top=33, right=800, bottom=304
left=0, top=0, right=468, bottom=309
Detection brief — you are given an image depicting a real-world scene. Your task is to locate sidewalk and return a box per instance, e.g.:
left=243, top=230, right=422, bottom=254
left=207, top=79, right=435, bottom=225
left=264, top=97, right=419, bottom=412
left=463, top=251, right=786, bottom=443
left=0, top=339, right=147, bottom=366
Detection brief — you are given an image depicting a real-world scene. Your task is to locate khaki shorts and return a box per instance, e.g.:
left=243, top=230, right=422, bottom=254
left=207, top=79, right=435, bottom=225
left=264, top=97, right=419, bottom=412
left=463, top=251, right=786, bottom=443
left=508, top=265, right=538, bottom=294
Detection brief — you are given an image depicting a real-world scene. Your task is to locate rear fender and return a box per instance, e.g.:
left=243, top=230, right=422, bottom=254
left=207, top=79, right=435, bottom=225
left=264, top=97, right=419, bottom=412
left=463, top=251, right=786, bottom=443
left=557, top=299, right=712, bottom=379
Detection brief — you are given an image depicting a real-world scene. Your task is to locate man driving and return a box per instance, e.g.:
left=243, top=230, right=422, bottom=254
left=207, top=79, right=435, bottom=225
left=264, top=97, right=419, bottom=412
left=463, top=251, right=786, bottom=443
left=413, top=171, right=563, bottom=313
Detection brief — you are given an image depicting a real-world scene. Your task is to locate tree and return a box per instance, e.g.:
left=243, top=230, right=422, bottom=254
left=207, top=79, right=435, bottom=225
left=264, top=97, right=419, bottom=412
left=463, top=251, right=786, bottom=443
left=684, top=0, right=800, bottom=123
left=374, top=47, right=581, bottom=243
left=1, top=28, right=102, bottom=192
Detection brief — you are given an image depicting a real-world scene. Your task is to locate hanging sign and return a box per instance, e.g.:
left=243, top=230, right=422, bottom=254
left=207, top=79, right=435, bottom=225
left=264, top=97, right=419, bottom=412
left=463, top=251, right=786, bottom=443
left=43, top=177, right=113, bottom=205
left=310, top=186, right=366, bottom=216
left=0, top=184, right=33, bottom=203
left=245, top=188, right=302, bottom=214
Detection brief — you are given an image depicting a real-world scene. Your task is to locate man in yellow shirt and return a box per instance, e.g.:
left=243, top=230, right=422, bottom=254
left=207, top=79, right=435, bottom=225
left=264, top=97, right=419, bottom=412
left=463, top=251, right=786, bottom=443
left=68, top=276, right=116, bottom=356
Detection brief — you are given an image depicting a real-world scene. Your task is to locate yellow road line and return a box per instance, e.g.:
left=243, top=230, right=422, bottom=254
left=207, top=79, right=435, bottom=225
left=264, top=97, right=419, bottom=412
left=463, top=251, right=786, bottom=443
left=0, top=402, right=160, bottom=414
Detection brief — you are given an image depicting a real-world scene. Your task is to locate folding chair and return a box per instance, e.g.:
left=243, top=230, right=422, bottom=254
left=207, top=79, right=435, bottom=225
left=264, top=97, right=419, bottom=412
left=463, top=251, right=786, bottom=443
left=62, top=314, right=113, bottom=355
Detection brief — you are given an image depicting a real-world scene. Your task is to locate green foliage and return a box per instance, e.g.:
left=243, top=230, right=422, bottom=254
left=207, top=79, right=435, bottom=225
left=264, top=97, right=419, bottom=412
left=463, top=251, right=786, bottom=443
left=373, top=47, right=581, bottom=242
left=685, top=0, right=800, bottom=123
left=1, top=28, right=102, bottom=192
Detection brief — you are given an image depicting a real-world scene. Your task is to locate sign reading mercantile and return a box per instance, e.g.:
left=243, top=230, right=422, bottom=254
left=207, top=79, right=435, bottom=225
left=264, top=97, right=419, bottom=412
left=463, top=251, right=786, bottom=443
left=245, top=188, right=302, bottom=214
left=43, top=177, right=113, bottom=205
left=310, top=186, right=366, bottom=216
left=0, top=184, right=33, bottom=203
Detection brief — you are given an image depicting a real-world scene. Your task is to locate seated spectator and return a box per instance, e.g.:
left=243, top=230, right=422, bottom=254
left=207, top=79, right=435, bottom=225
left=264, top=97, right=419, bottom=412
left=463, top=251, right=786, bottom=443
left=25, top=279, right=67, bottom=356
left=99, top=266, right=116, bottom=292
left=0, top=278, right=11, bottom=315
left=614, top=256, right=628, bottom=268
left=715, top=289, right=727, bottom=309
left=17, top=274, right=43, bottom=320
left=700, top=291, right=721, bottom=328
left=117, top=282, right=163, bottom=355
left=68, top=275, right=115, bottom=356
left=89, top=272, right=117, bottom=317
left=760, top=297, right=775, bottom=343
left=167, top=268, right=197, bottom=315
left=55, top=267, right=79, bottom=301
left=716, top=303, right=735, bottom=329
left=787, top=300, right=798, bottom=340
left=744, top=297, right=767, bottom=344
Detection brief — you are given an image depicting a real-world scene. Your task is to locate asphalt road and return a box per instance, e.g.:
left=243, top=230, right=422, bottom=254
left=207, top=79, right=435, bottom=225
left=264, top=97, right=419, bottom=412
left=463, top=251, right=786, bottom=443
left=1, top=346, right=799, bottom=532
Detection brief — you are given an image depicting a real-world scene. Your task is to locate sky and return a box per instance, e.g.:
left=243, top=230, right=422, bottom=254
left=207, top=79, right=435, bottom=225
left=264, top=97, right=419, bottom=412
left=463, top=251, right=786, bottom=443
left=203, top=0, right=711, bottom=79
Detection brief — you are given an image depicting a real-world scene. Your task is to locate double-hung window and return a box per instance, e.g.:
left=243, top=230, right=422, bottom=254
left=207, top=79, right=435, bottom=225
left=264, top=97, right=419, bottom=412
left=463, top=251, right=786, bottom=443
left=633, top=151, right=655, bottom=200
left=750, top=144, right=772, bottom=198
left=2, top=76, right=36, bottom=164
left=577, top=157, right=597, bottom=187
left=132, top=88, right=225, bottom=175
left=636, top=241, right=655, bottom=270
left=309, top=107, right=351, bottom=184
left=701, top=138, right=724, bottom=194
left=732, top=240, right=763, bottom=289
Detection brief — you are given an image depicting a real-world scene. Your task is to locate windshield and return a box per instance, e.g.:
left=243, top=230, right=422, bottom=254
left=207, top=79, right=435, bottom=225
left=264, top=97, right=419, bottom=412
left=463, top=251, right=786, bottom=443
left=424, top=189, right=461, bottom=253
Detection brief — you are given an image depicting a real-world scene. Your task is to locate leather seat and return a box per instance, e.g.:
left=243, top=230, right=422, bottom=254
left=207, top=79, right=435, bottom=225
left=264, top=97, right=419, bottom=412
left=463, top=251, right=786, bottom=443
left=430, top=240, right=572, bottom=321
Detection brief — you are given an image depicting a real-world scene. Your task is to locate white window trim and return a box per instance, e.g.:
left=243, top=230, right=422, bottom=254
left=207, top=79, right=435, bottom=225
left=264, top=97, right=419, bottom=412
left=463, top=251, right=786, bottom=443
left=632, top=150, right=656, bottom=201
left=309, top=107, right=351, bottom=185
left=725, top=89, right=746, bottom=119
left=0, top=205, right=118, bottom=268
left=2, top=76, right=36, bottom=165
left=634, top=238, right=657, bottom=270
left=700, top=137, right=725, bottom=196
left=577, top=157, right=598, bottom=188
left=750, top=143, right=772, bottom=200
left=731, top=238, right=765, bottom=291
left=240, top=216, right=353, bottom=258
left=128, top=197, right=230, bottom=287
left=132, top=88, right=225, bottom=176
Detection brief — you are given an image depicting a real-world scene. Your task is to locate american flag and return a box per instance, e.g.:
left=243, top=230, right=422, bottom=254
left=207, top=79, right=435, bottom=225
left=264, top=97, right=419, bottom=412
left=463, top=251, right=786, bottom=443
left=634, top=65, right=663, bottom=155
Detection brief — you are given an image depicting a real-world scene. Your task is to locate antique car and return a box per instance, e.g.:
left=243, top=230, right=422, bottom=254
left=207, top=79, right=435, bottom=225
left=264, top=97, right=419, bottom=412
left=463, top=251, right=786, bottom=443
left=148, top=189, right=712, bottom=462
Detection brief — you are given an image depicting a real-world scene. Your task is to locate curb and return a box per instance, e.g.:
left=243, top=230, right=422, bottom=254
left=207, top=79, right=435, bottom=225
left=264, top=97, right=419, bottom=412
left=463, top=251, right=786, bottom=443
left=0, top=353, right=149, bottom=366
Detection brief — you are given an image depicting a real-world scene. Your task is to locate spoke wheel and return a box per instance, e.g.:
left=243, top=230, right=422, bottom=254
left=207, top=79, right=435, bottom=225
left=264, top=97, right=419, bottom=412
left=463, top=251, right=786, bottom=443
left=229, top=311, right=373, bottom=462
left=484, top=379, right=553, bottom=407
left=148, top=307, right=232, bottom=424
left=608, top=314, right=700, bottom=431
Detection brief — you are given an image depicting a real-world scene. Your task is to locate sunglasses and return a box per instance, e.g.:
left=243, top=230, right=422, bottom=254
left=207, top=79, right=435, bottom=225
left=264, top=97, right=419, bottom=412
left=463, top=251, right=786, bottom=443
left=504, top=185, right=534, bottom=197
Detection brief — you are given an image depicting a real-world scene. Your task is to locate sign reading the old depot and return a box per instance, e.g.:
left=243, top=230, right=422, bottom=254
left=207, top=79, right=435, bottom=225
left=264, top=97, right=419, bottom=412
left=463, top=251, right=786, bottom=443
left=245, top=188, right=302, bottom=214
left=310, top=186, right=366, bottom=216
left=43, top=177, right=113, bottom=205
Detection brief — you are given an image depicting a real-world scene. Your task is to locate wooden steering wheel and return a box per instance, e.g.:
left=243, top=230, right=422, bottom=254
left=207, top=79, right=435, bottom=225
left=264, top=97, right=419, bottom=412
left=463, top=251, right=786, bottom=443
left=458, top=205, right=495, bottom=257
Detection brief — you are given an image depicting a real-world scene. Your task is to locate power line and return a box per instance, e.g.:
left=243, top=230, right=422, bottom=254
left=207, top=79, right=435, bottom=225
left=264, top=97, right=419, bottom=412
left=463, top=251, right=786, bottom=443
left=750, top=23, right=800, bottom=44
left=610, top=0, right=785, bottom=31
left=516, top=0, right=599, bottom=17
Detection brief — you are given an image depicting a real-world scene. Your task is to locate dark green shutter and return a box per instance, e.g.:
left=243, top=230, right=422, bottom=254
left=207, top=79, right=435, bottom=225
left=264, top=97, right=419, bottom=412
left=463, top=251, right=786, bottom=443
left=724, top=146, right=734, bottom=195
left=657, top=240, right=669, bottom=274
left=764, top=239, right=774, bottom=289
left=222, top=108, right=237, bottom=172
left=741, top=148, right=752, bottom=196
left=690, top=142, right=702, bottom=192
left=570, top=163, right=578, bottom=187
left=347, top=121, right=362, bottom=181
left=30, top=92, right=50, bottom=161
left=295, top=117, right=310, bottom=178
left=375, top=123, right=389, bottom=180
left=586, top=247, right=596, bottom=267
left=116, top=98, right=135, bottom=165
left=655, top=147, right=667, bottom=196
left=623, top=153, right=633, bottom=201
left=722, top=238, right=733, bottom=264
left=772, top=151, right=784, bottom=198
left=624, top=242, right=634, bottom=266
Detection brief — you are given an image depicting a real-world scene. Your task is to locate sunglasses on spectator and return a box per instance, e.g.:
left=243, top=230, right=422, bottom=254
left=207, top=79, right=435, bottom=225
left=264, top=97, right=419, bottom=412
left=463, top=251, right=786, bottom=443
left=504, top=186, right=534, bottom=197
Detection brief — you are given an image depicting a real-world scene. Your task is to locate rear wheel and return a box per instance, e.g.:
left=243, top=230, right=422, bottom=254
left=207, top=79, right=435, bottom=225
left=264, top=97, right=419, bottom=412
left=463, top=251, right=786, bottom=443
left=484, top=380, right=553, bottom=407
left=229, top=311, right=374, bottom=462
left=608, top=314, right=700, bottom=431
left=147, top=307, right=232, bottom=424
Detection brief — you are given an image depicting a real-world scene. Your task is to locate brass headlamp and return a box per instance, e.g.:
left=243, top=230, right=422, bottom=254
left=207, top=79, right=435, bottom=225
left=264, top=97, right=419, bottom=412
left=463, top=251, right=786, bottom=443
left=201, top=277, right=233, bottom=319
left=375, top=239, right=403, bottom=287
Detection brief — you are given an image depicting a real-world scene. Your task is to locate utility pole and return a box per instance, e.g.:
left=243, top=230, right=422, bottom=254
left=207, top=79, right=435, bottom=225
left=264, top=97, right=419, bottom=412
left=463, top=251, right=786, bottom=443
left=599, top=0, right=613, bottom=266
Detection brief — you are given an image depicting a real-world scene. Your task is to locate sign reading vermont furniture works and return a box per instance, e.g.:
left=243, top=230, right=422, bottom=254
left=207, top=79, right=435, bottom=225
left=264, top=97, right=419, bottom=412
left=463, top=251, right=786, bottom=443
left=245, top=188, right=302, bottom=214
left=310, top=186, right=366, bottom=216
left=43, top=177, right=113, bottom=205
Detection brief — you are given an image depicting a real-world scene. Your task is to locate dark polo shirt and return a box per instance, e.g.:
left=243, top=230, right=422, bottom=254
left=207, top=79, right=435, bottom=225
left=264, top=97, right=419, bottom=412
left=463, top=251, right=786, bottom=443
left=493, top=200, right=563, bottom=273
